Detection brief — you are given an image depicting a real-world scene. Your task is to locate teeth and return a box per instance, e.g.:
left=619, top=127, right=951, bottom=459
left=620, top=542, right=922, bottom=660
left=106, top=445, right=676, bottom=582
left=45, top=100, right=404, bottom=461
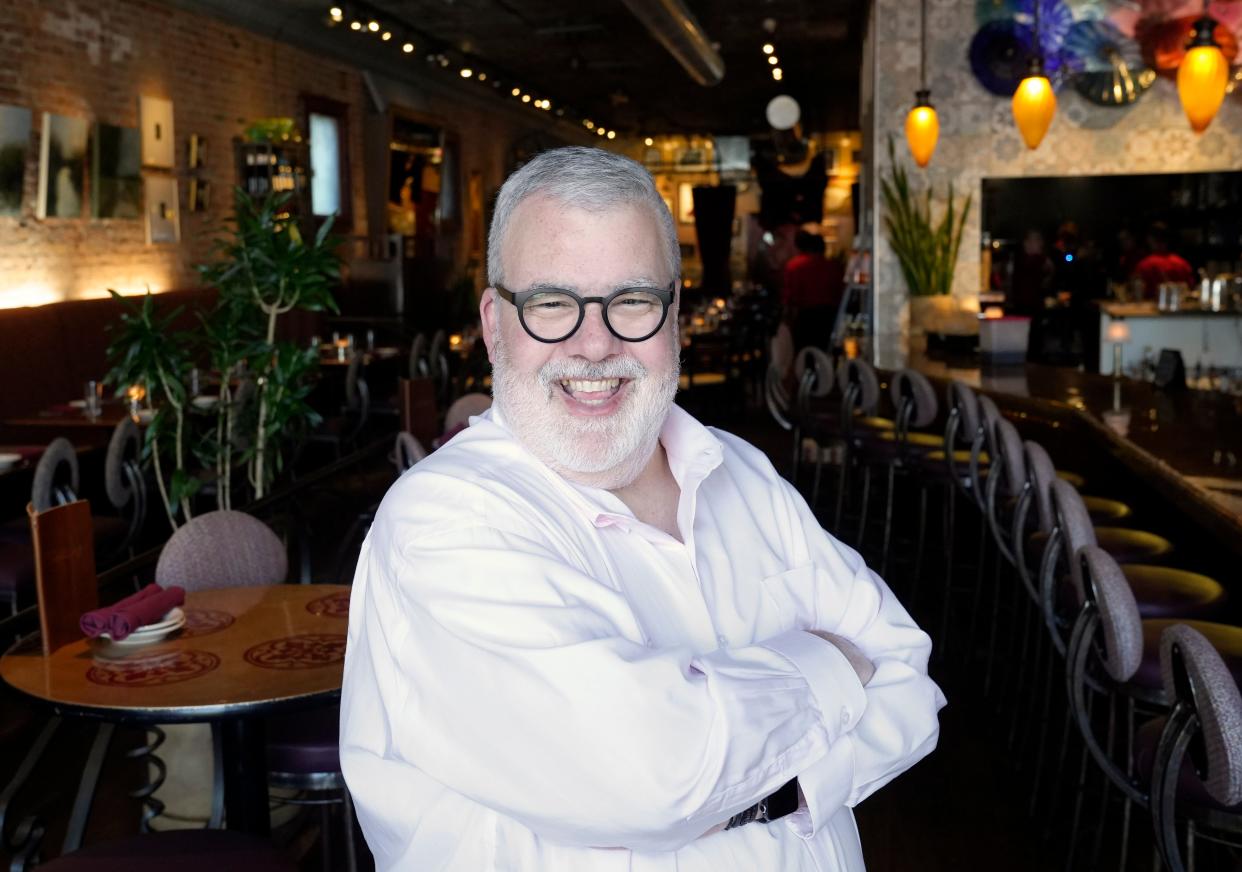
left=561, top=378, right=620, bottom=393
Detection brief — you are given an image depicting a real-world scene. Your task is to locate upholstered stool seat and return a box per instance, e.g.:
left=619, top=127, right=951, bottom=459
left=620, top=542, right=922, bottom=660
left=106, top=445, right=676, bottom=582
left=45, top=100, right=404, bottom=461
left=266, top=704, right=342, bottom=776
left=1026, top=525, right=1172, bottom=567
left=1081, top=495, right=1132, bottom=523
left=1058, top=470, right=1086, bottom=489
left=870, top=430, right=943, bottom=449
left=38, top=830, right=296, bottom=871
left=1044, top=563, right=1226, bottom=622
left=1128, top=619, right=1242, bottom=692
left=1134, top=717, right=1242, bottom=813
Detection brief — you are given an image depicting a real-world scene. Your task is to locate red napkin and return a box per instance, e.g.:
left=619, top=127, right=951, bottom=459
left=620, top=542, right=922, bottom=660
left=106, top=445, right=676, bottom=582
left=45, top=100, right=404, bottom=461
left=80, top=583, right=186, bottom=641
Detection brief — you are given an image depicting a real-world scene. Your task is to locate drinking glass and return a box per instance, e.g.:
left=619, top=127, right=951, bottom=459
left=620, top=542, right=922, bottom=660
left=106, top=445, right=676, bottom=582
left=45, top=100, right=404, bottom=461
left=84, top=380, right=102, bottom=417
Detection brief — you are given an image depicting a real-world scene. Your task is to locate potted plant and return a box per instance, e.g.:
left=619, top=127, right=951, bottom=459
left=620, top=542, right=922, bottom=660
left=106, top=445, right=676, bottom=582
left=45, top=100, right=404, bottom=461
left=879, top=136, right=972, bottom=342
left=105, top=189, right=339, bottom=530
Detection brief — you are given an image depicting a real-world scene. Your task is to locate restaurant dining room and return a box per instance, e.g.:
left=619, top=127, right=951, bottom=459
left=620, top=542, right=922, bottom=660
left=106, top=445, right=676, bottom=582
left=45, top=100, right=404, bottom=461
left=1, top=0, right=1240, bottom=869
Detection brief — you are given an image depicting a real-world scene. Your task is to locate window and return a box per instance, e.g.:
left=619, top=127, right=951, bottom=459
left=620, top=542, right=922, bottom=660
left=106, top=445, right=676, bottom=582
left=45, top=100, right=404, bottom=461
left=302, top=95, right=351, bottom=231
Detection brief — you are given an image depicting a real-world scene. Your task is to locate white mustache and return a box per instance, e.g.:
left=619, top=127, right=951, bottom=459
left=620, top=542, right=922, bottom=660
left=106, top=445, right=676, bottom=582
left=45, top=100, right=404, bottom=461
left=537, top=357, right=647, bottom=392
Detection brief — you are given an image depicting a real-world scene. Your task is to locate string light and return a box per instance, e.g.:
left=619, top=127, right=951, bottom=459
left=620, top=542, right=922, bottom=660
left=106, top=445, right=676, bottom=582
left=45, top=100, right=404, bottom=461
left=350, top=20, right=362, bottom=30
left=597, top=128, right=606, bottom=136
left=644, top=137, right=654, bottom=146
left=367, top=20, right=379, bottom=31
left=768, top=56, right=778, bottom=65
left=329, top=6, right=342, bottom=20
left=512, top=87, right=521, bottom=96
left=460, top=68, right=473, bottom=78
left=606, top=130, right=616, bottom=139
left=762, top=43, right=774, bottom=54
left=772, top=68, right=783, bottom=80
left=477, top=72, right=486, bottom=81
left=521, top=93, right=531, bottom=103
left=402, top=41, right=414, bottom=53
left=584, top=120, right=595, bottom=129
left=381, top=31, right=391, bottom=40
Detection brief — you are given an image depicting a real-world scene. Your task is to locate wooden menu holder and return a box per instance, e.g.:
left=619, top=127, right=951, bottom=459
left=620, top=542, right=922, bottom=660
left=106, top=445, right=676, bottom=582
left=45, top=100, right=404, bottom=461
left=399, top=376, right=439, bottom=450
left=27, top=500, right=98, bottom=655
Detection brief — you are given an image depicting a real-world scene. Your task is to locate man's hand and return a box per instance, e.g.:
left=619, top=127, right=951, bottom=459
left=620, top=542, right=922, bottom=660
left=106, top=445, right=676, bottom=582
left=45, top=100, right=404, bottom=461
left=808, top=630, right=875, bottom=686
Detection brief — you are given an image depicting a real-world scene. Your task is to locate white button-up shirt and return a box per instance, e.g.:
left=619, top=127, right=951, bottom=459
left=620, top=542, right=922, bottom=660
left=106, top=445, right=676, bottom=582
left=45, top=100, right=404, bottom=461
left=341, top=405, right=945, bottom=871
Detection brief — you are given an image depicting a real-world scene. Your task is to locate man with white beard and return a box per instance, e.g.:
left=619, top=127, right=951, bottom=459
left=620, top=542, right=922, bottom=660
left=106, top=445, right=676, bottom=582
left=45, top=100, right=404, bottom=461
left=341, top=147, right=945, bottom=872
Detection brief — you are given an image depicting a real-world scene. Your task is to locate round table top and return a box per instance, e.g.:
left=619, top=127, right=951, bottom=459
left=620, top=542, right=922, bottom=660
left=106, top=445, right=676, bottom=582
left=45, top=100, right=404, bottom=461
left=0, top=584, right=350, bottom=723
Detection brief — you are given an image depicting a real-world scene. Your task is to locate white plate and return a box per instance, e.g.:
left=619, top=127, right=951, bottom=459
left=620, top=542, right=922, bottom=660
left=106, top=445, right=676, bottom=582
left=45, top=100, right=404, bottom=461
left=191, top=395, right=219, bottom=409
left=68, top=399, right=87, bottom=408
left=135, top=409, right=155, bottom=424
left=98, top=607, right=186, bottom=646
left=0, top=453, right=20, bottom=471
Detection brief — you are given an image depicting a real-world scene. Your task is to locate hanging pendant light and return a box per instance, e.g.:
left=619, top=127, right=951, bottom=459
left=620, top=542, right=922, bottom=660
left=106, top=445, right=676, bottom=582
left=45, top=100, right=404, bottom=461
left=905, top=0, right=939, bottom=167
left=1177, top=6, right=1229, bottom=133
left=1012, top=1, right=1056, bottom=150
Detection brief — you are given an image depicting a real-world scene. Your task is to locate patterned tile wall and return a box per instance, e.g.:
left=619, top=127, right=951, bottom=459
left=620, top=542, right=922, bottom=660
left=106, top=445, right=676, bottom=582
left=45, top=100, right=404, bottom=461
left=870, top=0, right=1242, bottom=347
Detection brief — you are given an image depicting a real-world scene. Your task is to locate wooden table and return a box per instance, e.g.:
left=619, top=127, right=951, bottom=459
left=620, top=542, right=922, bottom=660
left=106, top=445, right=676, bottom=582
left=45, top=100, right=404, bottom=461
left=0, top=584, right=350, bottom=836
left=1, top=403, right=135, bottom=448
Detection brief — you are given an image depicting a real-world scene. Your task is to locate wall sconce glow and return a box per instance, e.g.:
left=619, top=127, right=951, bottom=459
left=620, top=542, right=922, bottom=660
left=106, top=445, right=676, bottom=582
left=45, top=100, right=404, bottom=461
left=762, top=43, right=774, bottom=55
left=1012, top=71, right=1056, bottom=149
left=904, top=90, right=939, bottom=167
left=1177, top=16, right=1229, bottom=133
left=460, top=68, right=473, bottom=78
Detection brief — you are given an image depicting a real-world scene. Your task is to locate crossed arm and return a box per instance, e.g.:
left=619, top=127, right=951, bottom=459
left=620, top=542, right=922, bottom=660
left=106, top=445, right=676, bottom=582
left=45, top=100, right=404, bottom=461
left=354, top=482, right=943, bottom=852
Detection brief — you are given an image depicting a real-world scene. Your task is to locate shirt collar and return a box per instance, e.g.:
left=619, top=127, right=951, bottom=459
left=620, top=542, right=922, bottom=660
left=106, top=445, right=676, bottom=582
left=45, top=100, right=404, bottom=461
left=479, top=403, right=723, bottom=529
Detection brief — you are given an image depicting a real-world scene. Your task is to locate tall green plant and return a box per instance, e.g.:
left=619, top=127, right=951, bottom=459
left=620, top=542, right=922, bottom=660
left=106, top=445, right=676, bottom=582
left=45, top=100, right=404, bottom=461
left=104, top=292, right=195, bottom=528
left=879, top=136, right=971, bottom=298
left=198, top=189, right=339, bottom=499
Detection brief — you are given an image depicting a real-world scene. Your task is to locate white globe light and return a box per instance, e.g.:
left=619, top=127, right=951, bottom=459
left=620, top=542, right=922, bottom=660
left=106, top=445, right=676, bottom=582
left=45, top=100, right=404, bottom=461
left=765, top=95, right=801, bottom=130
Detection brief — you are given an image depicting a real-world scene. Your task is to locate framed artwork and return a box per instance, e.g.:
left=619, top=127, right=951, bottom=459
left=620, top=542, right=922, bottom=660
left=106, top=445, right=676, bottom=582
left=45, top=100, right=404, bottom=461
left=139, top=96, right=175, bottom=168
left=187, top=133, right=206, bottom=169
left=677, top=182, right=695, bottom=225
left=0, top=104, right=32, bottom=217
left=188, top=177, right=210, bottom=212
left=37, top=112, right=89, bottom=219
left=92, top=123, right=141, bottom=219
left=144, top=175, right=180, bottom=244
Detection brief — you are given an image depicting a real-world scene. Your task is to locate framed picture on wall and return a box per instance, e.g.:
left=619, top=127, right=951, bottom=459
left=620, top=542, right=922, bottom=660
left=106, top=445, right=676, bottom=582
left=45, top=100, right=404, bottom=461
left=37, top=112, right=89, bottom=219
left=144, top=175, right=180, bottom=244
left=139, top=96, right=175, bottom=169
left=92, top=123, right=141, bottom=219
left=0, top=105, right=32, bottom=217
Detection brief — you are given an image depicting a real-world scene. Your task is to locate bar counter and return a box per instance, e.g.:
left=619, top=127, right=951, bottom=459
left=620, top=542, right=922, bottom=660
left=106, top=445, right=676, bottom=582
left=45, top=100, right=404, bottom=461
left=878, top=347, right=1242, bottom=560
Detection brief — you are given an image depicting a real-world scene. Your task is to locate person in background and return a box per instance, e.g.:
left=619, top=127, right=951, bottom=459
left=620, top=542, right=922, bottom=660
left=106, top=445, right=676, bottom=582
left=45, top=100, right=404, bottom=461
left=1134, top=221, right=1193, bottom=299
left=782, top=230, right=844, bottom=350
left=1007, top=228, right=1053, bottom=316
left=1113, top=227, right=1146, bottom=287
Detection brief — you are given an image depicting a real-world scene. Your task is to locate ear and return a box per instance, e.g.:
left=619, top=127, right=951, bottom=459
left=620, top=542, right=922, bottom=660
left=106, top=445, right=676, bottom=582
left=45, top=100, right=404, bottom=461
left=479, top=287, right=498, bottom=363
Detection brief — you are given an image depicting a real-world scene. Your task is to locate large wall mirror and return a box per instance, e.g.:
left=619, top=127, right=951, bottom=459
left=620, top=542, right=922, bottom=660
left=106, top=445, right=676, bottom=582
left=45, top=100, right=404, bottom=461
left=387, top=111, right=460, bottom=264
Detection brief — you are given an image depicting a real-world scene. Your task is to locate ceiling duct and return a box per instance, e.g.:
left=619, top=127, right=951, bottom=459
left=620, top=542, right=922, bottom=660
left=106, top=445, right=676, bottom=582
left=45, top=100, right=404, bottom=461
left=619, top=0, right=725, bottom=86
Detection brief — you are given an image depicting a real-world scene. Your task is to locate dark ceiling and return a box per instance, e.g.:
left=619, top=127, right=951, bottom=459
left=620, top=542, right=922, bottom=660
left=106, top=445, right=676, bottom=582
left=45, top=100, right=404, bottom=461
left=343, top=0, right=865, bottom=135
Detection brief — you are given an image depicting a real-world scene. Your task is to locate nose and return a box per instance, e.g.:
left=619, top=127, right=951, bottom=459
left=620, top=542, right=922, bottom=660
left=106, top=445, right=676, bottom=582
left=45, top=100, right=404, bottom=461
left=563, top=300, right=621, bottom=361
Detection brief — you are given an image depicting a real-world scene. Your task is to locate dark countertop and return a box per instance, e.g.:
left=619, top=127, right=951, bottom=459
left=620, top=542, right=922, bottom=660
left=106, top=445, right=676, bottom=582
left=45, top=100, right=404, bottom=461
left=885, top=349, right=1242, bottom=555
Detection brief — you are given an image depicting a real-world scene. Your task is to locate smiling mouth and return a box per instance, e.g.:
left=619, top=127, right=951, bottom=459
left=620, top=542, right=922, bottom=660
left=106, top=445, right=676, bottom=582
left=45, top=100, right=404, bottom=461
left=559, top=377, right=625, bottom=405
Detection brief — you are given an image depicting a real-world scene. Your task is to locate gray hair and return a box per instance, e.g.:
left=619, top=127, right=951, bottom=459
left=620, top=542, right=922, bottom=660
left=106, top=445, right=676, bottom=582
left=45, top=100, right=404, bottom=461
left=486, top=146, right=680, bottom=288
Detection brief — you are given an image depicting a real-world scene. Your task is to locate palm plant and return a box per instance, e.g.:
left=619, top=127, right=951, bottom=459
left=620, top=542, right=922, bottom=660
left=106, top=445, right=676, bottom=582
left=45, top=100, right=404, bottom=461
left=879, top=136, right=971, bottom=298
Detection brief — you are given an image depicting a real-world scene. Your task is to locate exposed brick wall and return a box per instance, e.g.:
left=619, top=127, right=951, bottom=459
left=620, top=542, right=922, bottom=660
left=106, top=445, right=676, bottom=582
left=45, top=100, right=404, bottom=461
left=0, top=0, right=371, bottom=308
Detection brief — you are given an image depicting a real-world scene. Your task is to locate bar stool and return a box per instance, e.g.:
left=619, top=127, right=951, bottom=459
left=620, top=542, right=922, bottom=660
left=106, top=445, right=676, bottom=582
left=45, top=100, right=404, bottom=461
left=1063, top=545, right=1242, bottom=867
left=791, top=347, right=838, bottom=508
left=875, top=368, right=940, bottom=577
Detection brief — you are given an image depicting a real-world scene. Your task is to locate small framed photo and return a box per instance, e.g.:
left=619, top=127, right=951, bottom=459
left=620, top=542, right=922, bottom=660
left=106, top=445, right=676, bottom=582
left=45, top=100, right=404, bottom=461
left=144, top=175, right=180, bottom=244
left=139, top=96, right=175, bottom=169
left=187, top=133, right=207, bottom=169
left=188, top=177, right=210, bottom=212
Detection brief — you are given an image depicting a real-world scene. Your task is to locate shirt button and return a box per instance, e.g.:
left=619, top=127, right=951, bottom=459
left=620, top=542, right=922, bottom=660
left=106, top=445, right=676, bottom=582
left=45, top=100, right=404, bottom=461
left=840, top=709, right=852, bottom=727
left=717, top=634, right=729, bottom=647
